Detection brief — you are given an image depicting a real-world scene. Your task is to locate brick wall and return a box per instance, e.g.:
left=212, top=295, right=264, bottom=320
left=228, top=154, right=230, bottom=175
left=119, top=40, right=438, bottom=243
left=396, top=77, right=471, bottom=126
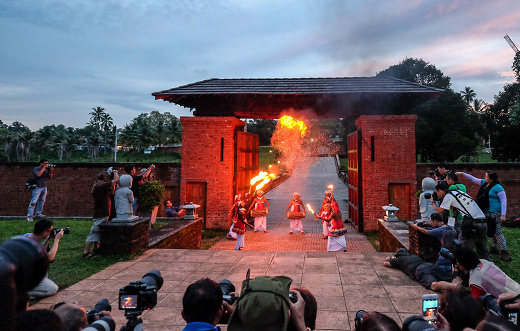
left=356, top=115, right=418, bottom=231
left=416, top=163, right=520, bottom=218
left=0, top=162, right=181, bottom=217
left=180, top=117, right=246, bottom=229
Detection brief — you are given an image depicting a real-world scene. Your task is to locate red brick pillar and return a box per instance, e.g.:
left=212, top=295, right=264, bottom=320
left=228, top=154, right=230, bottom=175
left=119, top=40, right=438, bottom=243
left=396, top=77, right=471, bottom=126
left=355, top=115, right=417, bottom=231
left=180, top=117, right=246, bottom=229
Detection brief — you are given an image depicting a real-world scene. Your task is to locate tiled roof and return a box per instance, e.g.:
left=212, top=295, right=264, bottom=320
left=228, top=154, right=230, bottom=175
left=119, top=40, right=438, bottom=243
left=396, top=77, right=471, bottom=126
left=152, top=77, right=443, bottom=118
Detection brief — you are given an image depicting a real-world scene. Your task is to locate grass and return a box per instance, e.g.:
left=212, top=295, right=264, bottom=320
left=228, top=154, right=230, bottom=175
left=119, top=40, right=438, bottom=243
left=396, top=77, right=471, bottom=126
left=363, top=231, right=380, bottom=251
left=200, top=229, right=228, bottom=250
left=0, top=219, right=134, bottom=290
left=492, top=226, right=520, bottom=283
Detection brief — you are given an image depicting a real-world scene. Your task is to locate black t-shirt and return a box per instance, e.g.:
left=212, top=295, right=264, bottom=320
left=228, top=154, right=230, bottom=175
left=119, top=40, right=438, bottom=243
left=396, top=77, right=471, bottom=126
left=131, top=175, right=143, bottom=198
left=389, top=254, right=425, bottom=279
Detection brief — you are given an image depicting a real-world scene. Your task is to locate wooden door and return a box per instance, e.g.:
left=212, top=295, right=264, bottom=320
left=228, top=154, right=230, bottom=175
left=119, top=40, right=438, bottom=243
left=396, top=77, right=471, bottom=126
left=388, top=183, right=411, bottom=220
left=186, top=182, right=207, bottom=228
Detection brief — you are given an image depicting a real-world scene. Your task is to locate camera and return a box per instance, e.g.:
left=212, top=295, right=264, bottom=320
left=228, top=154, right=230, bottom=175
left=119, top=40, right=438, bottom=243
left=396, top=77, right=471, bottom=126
left=86, top=298, right=112, bottom=325
left=414, top=220, right=434, bottom=230
left=47, top=164, right=56, bottom=168
left=119, top=270, right=163, bottom=313
left=423, top=192, right=441, bottom=201
left=50, top=227, right=70, bottom=238
left=429, top=169, right=441, bottom=177
left=289, top=291, right=298, bottom=303
left=438, top=247, right=455, bottom=262
left=119, top=270, right=163, bottom=331
left=218, top=279, right=238, bottom=324
left=402, top=315, right=437, bottom=331
left=219, top=279, right=238, bottom=305
left=480, top=294, right=519, bottom=325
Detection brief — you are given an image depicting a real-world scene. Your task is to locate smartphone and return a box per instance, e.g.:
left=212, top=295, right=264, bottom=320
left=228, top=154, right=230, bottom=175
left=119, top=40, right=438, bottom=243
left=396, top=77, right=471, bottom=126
left=422, top=294, right=438, bottom=323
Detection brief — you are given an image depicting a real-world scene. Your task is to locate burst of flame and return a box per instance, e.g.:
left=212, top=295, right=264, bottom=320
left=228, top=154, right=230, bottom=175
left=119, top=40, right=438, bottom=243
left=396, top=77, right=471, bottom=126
left=279, top=115, right=307, bottom=137
left=251, top=172, right=276, bottom=190
left=306, top=204, right=315, bottom=214
left=328, top=184, right=334, bottom=192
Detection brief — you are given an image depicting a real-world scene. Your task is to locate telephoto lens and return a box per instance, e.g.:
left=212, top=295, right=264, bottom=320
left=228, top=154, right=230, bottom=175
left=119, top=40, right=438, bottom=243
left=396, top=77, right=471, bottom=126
left=86, top=298, right=112, bottom=325
left=402, top=315, right=437, bottom=331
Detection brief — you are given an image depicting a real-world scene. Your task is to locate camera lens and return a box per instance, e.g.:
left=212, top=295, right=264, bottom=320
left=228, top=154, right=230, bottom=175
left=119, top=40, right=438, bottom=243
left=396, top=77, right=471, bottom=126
left=403, top=315, right=436, bottom=331
left=423, top=193, right=431, bottom=199
left=140, top=270, right=163, bottom=290
left=219, top=279, right=235, bottom=296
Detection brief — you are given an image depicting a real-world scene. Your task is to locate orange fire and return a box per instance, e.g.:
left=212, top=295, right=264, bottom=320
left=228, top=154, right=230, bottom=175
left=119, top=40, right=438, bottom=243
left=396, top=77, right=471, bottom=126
left=306, top=204, right=315, bottom=215
left=279, top=115, right=307, bottom=137
left=328, top=184, right=334, bottom=192
left=250, top=171, right=276, bottom=191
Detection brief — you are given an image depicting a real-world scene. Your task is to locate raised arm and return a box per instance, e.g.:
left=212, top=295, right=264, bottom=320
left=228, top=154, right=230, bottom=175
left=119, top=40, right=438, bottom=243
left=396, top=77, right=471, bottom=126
left=456, top=172, right=482, bottom=185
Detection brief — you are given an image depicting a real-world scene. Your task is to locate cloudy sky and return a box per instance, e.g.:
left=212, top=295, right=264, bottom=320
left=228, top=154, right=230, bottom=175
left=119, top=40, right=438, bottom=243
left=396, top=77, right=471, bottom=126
left=1, top=0, right=519, bottom=130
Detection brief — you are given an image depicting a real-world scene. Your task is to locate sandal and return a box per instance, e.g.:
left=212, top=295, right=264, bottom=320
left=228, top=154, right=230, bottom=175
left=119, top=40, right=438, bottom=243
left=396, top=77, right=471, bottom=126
left=82, top=252, right=95, bottom=259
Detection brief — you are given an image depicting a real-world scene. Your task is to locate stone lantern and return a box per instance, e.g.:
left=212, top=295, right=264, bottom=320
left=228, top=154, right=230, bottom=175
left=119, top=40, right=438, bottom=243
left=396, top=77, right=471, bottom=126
left=382, top=204, right=399, bottom=222
left=183, top=202, right=200, bottom=220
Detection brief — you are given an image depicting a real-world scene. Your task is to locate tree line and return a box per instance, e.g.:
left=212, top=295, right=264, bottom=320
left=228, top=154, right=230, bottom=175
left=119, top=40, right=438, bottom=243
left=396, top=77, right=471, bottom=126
left=0, top=108, right=182, bottom=162
left=2, top=55, right=520, bottom=163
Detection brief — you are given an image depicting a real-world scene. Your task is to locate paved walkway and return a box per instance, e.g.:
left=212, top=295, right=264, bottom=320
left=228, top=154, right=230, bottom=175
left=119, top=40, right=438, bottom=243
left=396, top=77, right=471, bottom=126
left=211, top=157, right=375, bottom=252
left=31, top=250, right=433, bottom=330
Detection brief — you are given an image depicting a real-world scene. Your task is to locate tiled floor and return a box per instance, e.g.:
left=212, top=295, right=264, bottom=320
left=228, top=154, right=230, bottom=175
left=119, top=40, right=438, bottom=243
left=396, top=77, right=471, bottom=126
left=31, top=250, right=433, bottom=330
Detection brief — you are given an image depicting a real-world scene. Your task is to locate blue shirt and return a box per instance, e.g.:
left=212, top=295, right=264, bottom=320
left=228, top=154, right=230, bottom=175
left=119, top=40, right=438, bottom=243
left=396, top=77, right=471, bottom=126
left=427, top=226, right=452, bottom=271
left=166, top=206, right=182, bottom=217
left=182, top=322, right=221, bottom=331
left=478, top=179, right=505, bottom=213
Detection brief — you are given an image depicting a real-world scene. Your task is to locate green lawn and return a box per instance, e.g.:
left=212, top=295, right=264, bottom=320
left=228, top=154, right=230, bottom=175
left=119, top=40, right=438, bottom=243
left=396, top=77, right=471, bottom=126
left=492, top=227, right=520, bottom=283
left=0, top=219, right=134, bottom=290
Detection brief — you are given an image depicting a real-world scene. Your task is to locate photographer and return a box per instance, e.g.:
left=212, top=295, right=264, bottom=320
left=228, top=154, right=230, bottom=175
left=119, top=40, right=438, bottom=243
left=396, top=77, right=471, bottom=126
left=453, top=247, right=520, bottom=300
left=51, top=301, right=113, bottom=331
left=27, top=159, right=54, bottom=222
left=181, top=278, right=232, bottom=331
left=435, top=162, right=452, bottom=182
left=123, top=164, right=155, bottom=215
left=383, top=248, right=460, bottom=291
left=431, top=181, right=491, bottom=261
left=164, top=200, right=186, bottom=218
left=23, top=218, right=63, bottom=299
left=83, top=171, right=119, bottom=258
left=413, top=213, right=458, bottom=271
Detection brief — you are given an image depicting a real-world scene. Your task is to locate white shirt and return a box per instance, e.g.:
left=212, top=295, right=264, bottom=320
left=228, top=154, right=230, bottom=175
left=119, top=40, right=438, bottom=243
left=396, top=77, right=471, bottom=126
left=439, top=191, right=485, bottom=219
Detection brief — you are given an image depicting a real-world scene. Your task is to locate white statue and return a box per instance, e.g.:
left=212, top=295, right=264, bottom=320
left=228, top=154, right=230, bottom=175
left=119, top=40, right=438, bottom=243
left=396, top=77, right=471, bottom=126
left=418, top=177, right=436, bottom=223
left=112, top=174, right=139, bottom=222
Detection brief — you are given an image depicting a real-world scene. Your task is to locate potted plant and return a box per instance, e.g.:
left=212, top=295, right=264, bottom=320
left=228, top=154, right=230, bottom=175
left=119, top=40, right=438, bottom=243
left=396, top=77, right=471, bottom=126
left=138, top=180, right=165, bottom=227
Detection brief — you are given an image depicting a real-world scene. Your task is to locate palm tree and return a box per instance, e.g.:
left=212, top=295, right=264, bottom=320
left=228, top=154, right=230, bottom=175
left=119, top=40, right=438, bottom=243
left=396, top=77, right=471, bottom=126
left=100, top=112, right=114, bottom=151
left=16, top=130, right=34, bottom=161
left=460, top=87, right=476, bottom=108
left=89, top=107, right=105, bottom=131
left=473, top=99, right=488, bottom=113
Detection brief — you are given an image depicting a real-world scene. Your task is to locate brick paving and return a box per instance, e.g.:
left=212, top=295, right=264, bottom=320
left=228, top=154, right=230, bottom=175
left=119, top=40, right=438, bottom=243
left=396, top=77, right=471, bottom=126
left=210, top=157, right=375, bottom=252
left=29, top=157, right=430, bottom=330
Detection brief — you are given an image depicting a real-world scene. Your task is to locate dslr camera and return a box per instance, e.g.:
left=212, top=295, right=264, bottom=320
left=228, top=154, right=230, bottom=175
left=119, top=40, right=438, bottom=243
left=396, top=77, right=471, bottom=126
left=119, top=270, right=163, bottom=331
left=50, top=227, right=70, bottom=238
left=86, top=298, right=112, bottom=324
left=480, top=294, right=519, bottom=325
left=423, top=191, right=441, bottom=202
left=218, top=279, right=238, bottom=324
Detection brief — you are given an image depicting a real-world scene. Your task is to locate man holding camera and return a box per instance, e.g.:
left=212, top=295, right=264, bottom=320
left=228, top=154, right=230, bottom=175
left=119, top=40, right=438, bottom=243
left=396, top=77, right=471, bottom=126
left=83, top=171, right=119, bottom=258
left=23, top=218, right=63, bottom=299
left=123, top=164, right=155, bottom=215
left=27, top=159, right=54, bottom=222
left=431, top=181, right=491, bottom=261
left=412, top=213, right=458, bottom=272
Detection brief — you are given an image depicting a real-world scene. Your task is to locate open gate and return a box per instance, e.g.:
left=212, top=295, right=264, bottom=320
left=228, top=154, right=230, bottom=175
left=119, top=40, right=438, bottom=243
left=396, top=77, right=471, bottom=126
left=235, top=131, right=259, bottom=199
left=347, top=130, right=363, bottom=232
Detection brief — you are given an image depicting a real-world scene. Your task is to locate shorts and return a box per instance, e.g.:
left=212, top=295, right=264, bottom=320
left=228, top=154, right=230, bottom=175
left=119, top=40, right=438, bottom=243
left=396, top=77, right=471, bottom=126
left=415, top=263, right=456, bottom=289
left=86, top=217, right=108, bottom=242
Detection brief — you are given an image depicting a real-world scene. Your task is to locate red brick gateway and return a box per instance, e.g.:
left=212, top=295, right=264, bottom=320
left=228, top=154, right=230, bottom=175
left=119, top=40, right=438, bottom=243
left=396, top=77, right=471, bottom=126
left=152, top=77, right=443, bottom=231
